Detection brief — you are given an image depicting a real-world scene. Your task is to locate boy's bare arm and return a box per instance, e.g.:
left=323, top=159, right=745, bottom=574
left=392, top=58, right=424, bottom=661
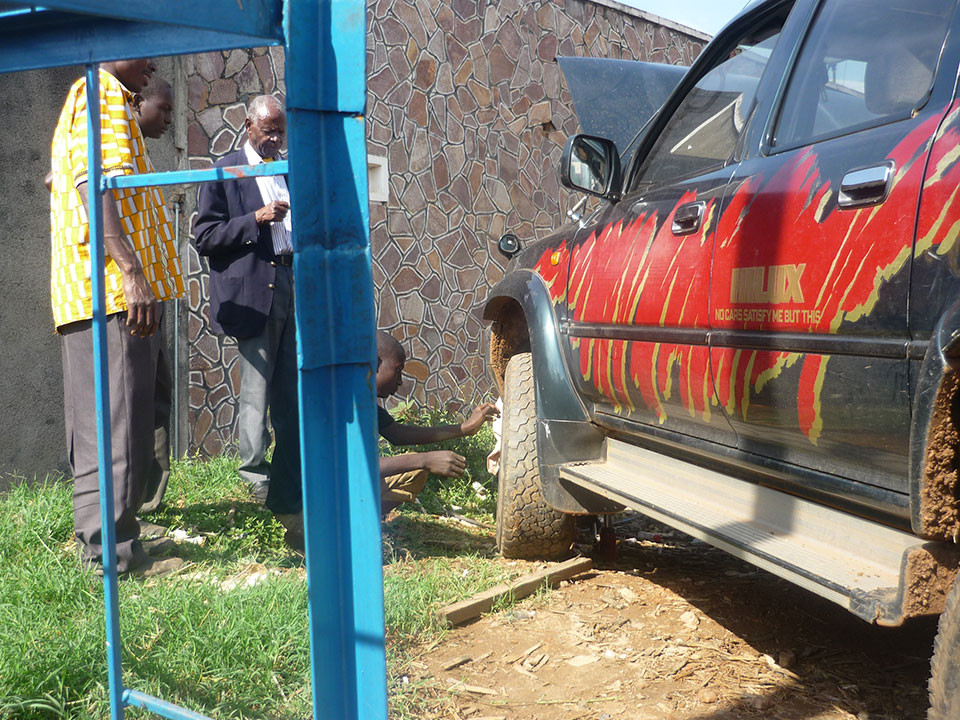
left=379, top=450, right=466, bottom=478
left=380, top=402, right=500, bottom=447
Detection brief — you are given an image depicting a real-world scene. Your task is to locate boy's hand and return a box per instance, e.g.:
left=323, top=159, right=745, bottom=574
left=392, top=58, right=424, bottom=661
left=461, top=402, right=500, bottom=436
left=424, top=450, right=467, bottom=477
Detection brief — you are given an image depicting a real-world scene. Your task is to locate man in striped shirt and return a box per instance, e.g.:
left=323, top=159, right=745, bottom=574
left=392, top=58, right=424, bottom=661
left=193, top=95, right=302, bottom=548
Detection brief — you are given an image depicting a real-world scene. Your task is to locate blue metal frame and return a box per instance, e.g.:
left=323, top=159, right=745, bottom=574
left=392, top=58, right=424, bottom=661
left=84, top=63, right=126, bottom=720
left=0, top=2, right=386, bottom=718
left=286, top=0, right=386, bottom=716
left=101, top=161, right=289, bottom=190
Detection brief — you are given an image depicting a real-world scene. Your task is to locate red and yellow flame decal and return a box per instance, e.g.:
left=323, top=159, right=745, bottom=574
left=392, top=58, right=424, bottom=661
left=531, top=103, right=959, bottom=445
left=711, top=110, right=943, bottom=441
left=563, top=191, right=717, bottom=419
left=917, top=100, right=960, bottom=261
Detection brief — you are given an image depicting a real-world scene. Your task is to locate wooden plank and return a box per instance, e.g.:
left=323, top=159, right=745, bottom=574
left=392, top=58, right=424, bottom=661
left=438, top=557, right=593, bottom=627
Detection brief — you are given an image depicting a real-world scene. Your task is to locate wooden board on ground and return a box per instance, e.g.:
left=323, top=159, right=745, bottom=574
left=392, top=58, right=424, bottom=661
left=438, top=557, right=593, bottom=627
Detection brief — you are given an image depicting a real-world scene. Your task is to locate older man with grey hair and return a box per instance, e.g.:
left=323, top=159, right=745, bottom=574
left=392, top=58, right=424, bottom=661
left=193, top=94, right=303, bottom=548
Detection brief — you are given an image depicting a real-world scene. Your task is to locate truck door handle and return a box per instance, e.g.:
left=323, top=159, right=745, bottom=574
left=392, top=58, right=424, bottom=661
left=672, top=201, right=705, bottom=235
left=838, top=161, right=895, bottom=209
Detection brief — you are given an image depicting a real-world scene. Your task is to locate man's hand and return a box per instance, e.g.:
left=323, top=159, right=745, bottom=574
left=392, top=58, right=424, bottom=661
left=423, top=450, right=467, bottom=477
left=461, top=402, right=500, bottom=436
left=119, top=262, right=158, bottom=336
left=255, top=200, right=289, bottom=225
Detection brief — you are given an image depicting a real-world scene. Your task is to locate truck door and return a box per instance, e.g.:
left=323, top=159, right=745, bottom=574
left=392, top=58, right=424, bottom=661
left=561, top=4, right=793, bottom=446
left=709, top=0, right=956, bottom=492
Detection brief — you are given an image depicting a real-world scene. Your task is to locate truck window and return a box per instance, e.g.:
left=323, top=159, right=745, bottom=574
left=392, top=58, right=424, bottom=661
left=773, top=0, right=954, bottom=149
left=632, top=7, right=791, bottom=190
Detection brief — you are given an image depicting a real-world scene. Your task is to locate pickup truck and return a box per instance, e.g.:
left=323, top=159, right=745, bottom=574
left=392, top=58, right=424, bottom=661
left=482, top=0, right=960, bottom=715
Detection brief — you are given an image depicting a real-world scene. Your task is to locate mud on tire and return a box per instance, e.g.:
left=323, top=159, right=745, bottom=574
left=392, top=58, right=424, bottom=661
left=930, top=579, right=960, bottom=719
left=496, top=352, right=575, bottom=560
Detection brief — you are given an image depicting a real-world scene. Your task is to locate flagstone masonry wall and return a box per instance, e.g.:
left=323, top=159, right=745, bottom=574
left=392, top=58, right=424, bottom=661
left=181, top=0, right=705, bottom=456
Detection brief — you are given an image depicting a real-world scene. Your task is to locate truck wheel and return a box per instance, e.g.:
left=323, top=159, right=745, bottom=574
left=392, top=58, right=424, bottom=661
left=930, top=579, right=960, bottom=719
left=496, top=352, right=575, bottom=560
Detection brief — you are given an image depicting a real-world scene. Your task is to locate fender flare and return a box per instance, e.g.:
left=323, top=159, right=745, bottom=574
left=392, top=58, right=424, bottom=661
left=911, top=295, right=960, bottom=539
left=484, top=270, right=620, bottom=514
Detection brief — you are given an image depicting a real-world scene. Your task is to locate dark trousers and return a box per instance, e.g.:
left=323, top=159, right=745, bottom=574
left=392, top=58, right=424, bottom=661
left=61, top=309, right=163, bottom=572
left=140, top=342, right=171, bottom=513
left=236, top=265, right=302, bottom=514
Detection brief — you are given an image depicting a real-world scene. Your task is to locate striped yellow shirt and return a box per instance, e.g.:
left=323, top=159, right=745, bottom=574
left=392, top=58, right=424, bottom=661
left=49, top=69, right=184, bottom=330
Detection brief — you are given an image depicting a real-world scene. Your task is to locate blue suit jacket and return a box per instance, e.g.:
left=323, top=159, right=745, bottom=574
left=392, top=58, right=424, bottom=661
left=193, top=149, right=286, bottom=339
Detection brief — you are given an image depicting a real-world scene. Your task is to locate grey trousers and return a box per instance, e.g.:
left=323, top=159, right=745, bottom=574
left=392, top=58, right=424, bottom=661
left=61, top=308, right=164, bottom=572
left=236, top=265, right=302, bottom=514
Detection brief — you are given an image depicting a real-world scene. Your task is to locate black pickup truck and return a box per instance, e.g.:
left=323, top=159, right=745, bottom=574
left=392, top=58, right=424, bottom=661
left=483, top=0, right=960, bottom=715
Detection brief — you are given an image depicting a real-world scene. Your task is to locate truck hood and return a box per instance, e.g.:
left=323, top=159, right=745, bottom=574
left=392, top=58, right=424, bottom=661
left=557, top=56, right=687, bottom=157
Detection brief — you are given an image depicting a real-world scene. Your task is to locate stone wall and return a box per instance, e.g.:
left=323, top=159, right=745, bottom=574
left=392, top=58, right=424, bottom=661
left=182, top=0, right=705, bottom=456
left=181, top=48, right=285, bottom=456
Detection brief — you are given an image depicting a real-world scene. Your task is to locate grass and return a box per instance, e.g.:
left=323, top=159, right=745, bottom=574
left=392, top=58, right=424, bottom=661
left=0, top=409, right=520, bottom=719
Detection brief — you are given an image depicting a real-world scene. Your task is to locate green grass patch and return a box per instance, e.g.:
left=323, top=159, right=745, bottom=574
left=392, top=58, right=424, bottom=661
left=0, top=441, right=522, bottom=719
left=0, top=464, right=310, bottom=719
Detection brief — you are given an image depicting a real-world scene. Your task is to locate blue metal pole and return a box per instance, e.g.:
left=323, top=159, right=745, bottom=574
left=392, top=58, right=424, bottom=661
left=85, top=62, right=126, bottom=720
left=122, top=690, right=214, bottom=720
left=285, top=1, right=388, bottom=718
left=101, top=160, right=289, bottom=191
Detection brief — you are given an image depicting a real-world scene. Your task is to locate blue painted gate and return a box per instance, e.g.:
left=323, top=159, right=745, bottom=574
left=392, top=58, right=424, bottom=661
left=0, top=2, right=387, bottom=718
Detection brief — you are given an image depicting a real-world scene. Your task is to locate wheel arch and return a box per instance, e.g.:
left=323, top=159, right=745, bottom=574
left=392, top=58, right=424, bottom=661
left=911, top=295, right=960, bottom=541
left=483, top=270, right=618, bottom=515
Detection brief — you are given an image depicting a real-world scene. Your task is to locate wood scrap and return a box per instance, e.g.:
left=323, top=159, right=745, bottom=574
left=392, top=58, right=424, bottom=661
left=438, top=557, right=593, bottom=627
left=442, top=656, right=472, bottom=671
left=512, top=663, right=537, bottom=678
left=521, top=641, right=542, bottom=658
left=444, top=508, right=494, bottom=530
left=445, top=678, right=498, bottom=695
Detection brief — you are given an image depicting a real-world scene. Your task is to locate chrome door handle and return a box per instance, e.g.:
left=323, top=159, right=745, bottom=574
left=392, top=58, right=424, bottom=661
left=672, top=201, right=705, bottom=235
left=838, top=161, right=895, bottom=209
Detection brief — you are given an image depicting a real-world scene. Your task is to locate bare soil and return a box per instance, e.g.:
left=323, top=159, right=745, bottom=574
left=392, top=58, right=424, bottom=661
left=405, top=516, right=938, bottom=720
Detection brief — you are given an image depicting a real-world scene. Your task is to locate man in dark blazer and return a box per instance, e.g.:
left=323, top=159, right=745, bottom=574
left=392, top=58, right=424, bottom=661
left=193, top=94, right=302, bottom=548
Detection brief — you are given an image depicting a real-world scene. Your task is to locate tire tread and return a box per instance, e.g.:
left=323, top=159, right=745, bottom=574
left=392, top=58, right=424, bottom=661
left=930, top=578, right=960, bottom=719
left=496, top=353, right=575, bottom=560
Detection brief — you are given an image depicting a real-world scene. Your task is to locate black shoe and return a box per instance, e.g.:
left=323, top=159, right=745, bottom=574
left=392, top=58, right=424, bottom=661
left=249, top=481, right=270, bottom=504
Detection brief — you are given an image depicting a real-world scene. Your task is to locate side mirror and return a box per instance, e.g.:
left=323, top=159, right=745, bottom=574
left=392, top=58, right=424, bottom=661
left=561, top=134, right=622, bottom=201
left=497, top=233, right=521, bottom=259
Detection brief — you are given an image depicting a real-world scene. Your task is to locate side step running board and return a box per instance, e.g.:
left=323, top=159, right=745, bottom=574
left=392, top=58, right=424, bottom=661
left=560, top=439, right=954, bottom=625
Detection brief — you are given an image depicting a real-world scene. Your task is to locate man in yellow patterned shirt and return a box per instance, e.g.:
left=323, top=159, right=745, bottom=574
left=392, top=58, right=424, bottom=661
left=50, top=58, right=184, bottom=576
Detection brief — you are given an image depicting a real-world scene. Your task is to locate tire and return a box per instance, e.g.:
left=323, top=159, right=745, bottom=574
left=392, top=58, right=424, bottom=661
left=930, top=579, right=960, bottom=719
left=496, top=352, right=575, bottom=559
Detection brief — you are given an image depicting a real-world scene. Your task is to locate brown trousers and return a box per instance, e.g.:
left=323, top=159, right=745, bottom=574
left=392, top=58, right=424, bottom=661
left=61, top=309, right=164, bottom=572
left=381, top=468, right=428, bottom=515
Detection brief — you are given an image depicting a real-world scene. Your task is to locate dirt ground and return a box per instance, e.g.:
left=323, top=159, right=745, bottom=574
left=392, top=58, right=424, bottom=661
left=405, top=516, right=938, bottom=720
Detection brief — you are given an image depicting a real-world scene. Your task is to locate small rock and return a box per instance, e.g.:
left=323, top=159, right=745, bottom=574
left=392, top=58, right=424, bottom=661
left=698, top=688, right=720, bottom=704
left=680, top=610, right=699, bottom=630
left=603, top=649, right=616, bottom=659
left=746, top=694, right=776, bottom=711
left=567, top=655, right=599, bottom=667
